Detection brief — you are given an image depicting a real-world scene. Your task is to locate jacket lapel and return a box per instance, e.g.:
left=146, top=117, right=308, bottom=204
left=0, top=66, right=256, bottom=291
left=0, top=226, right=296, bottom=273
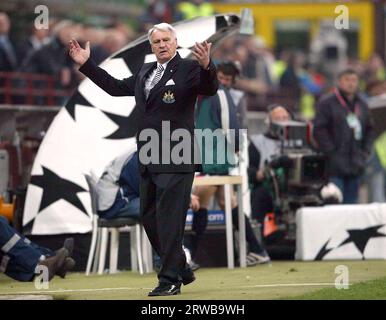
left=138, top=62, right=156, bottom=104
left=148, top=53, right=180, bottom=100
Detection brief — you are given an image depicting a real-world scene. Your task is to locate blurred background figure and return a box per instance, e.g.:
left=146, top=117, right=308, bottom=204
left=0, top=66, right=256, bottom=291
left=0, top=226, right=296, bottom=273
left=19, top=24, right=51, bottom=69
left=177, top=0, right=215, bottom=20
left=0, top=12, right=18, bottom=72
left=90, top=29, right=129, bottom=64
left=20, top=20, right=81, bottom=104
left=363, top=53, right=386, bottom=85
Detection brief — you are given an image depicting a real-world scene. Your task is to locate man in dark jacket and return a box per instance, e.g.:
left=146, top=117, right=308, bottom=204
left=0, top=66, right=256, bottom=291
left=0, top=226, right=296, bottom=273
left=313, top=69, right=375, bottom=203
left=69, top=22, right=218, bottom=296
left=0, top=12, right=18, bottom=72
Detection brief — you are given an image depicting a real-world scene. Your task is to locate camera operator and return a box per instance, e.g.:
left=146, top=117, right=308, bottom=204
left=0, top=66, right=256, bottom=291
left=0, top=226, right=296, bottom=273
left=248, top=104, right=292, bottom=237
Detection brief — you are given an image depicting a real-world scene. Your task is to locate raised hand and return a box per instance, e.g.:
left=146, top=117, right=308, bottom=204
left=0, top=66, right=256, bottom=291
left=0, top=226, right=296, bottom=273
left=68, top=39, right=90, bottom=66
left=192, top=41, right=212, bottom=69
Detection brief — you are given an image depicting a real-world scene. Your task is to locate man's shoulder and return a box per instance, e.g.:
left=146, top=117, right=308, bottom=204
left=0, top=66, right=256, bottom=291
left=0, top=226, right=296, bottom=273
left=316, top=91, right=338, bottom=109
left=179, top=57, right=200, bottom=69
left=318, top=91, right=336, bottom=103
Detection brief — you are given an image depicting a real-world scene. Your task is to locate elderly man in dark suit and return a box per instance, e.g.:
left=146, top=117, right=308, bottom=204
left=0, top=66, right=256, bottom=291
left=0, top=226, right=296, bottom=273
left=69, top=22, right=218, bottom=296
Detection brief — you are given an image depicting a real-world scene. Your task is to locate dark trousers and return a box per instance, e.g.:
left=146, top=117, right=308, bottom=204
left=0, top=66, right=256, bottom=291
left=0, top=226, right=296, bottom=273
left=330, top=176, right=360, bottom=204
left=190, top=207, right=264, bottom=259
left=0, top=216, right=53, bottom=281
left=251, top=186, right=274, bottom=224
left=140, top=171, right=194, bottom=284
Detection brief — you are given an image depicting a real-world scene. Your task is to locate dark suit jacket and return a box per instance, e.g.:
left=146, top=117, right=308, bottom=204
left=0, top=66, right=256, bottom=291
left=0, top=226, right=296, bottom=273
left=0, top=38, right=18, bottom=72
left=313, top=90, right=375, bottom=177
left=79, top=52, right=218, bottom=172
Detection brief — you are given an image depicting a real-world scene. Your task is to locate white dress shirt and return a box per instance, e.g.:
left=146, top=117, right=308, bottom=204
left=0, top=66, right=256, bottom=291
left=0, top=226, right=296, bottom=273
left=144, top=52, right=177, bottom=98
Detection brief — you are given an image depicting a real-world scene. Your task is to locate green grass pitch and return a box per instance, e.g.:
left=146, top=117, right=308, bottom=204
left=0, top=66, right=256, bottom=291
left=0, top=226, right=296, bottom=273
left=1, top=261, right=386, bottom=300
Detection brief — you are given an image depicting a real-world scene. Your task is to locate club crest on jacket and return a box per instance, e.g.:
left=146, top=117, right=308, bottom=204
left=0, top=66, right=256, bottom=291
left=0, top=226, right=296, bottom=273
left=162, top=90, right=175, bottom=104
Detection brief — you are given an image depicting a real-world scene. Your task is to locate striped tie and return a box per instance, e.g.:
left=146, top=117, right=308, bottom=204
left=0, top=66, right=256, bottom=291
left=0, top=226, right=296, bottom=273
left=146, top=64, right=164, bottom=99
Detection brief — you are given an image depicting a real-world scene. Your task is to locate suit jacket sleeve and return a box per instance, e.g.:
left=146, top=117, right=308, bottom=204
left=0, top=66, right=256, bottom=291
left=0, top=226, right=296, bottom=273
left=187, top=60, right=218, bottom=96
left=313, top=99, right=335, bottom=154
left=199, top=60, right=218, bottom=96
left=78, top=58, right=136, bottom=96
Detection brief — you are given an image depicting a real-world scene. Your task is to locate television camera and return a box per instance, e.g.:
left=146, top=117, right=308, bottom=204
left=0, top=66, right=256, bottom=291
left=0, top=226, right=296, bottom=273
left=264, top=120, right=327, bottom=240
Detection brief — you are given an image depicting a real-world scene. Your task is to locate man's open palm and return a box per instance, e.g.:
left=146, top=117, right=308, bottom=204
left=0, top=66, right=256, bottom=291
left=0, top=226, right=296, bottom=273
left=69, top=39, right=90, bottom=66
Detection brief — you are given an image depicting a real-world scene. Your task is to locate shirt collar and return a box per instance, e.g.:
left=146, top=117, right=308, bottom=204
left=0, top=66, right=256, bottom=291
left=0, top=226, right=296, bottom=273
left=157, top=52, right=177, bottom=70
left=337, top=87, right=359, bottom=109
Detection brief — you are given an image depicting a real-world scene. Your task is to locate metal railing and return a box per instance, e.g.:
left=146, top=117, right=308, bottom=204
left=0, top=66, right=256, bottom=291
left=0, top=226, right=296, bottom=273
left=0, top=71, right=73, bottom=107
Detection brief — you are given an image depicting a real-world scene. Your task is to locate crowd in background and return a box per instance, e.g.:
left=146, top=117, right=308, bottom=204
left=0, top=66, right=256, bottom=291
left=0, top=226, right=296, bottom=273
left=2, top=0, right=386, bottom=113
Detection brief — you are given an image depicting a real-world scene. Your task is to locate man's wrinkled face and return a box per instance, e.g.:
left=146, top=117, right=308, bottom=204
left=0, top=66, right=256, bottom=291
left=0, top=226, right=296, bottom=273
left=150, top=29, right=177, bottom=64
left=217, top=71, right=234, bottom=89
left=338, top=74, right=359, bottom=96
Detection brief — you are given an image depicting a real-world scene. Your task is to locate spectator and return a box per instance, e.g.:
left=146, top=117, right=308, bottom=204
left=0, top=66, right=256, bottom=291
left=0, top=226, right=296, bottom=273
left=142, top=0, right=174, bottom=24
left=231, top=37, right=269, bottom=111
left=313, top=68, right=375, bottom=204
left=363, top=53, right=386, bottom=85
left=21, top=20, right=81, bottom=83
left=244, top=36, right=276, bottom=87
left=19, top=24, right=51, bottom=69
left=86, top=29, right=128, bottom=65
left=272, top=49, right=290, bottom=84
left=20, top=20, right=81, bottom=104
left=0, top=12, right=18, bottom=72
left=0, top=12, right=18, bottom=104
left=279, top=50, right=305, bottom=99
left=365, top=80, right=386, bottom=203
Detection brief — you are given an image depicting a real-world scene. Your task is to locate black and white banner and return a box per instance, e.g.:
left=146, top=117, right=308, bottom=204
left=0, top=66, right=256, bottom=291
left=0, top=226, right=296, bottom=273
left=296, top=204, right=386, bottom=260
left=23, top=14, right=240, bottom=235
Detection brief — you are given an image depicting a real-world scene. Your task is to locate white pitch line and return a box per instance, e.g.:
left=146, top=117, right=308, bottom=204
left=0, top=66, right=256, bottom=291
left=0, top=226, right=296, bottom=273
left=1, top=287, right=152, bottom=295
left=1, top=282, right=347, bottom=296
left=241, top=283, right=341, bottom=288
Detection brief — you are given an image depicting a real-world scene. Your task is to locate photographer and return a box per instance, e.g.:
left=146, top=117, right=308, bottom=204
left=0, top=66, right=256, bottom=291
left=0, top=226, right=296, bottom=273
left=248, top=104, right=291, bottom=237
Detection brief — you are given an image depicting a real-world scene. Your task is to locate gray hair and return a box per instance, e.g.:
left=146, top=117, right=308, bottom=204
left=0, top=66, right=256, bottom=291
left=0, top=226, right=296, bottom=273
left=147, top=23, right=177, bottom=44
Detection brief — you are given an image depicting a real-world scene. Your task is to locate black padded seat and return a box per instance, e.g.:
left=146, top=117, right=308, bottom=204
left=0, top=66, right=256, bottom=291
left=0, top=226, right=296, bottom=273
left=97, top=217, right=139, bottom=228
